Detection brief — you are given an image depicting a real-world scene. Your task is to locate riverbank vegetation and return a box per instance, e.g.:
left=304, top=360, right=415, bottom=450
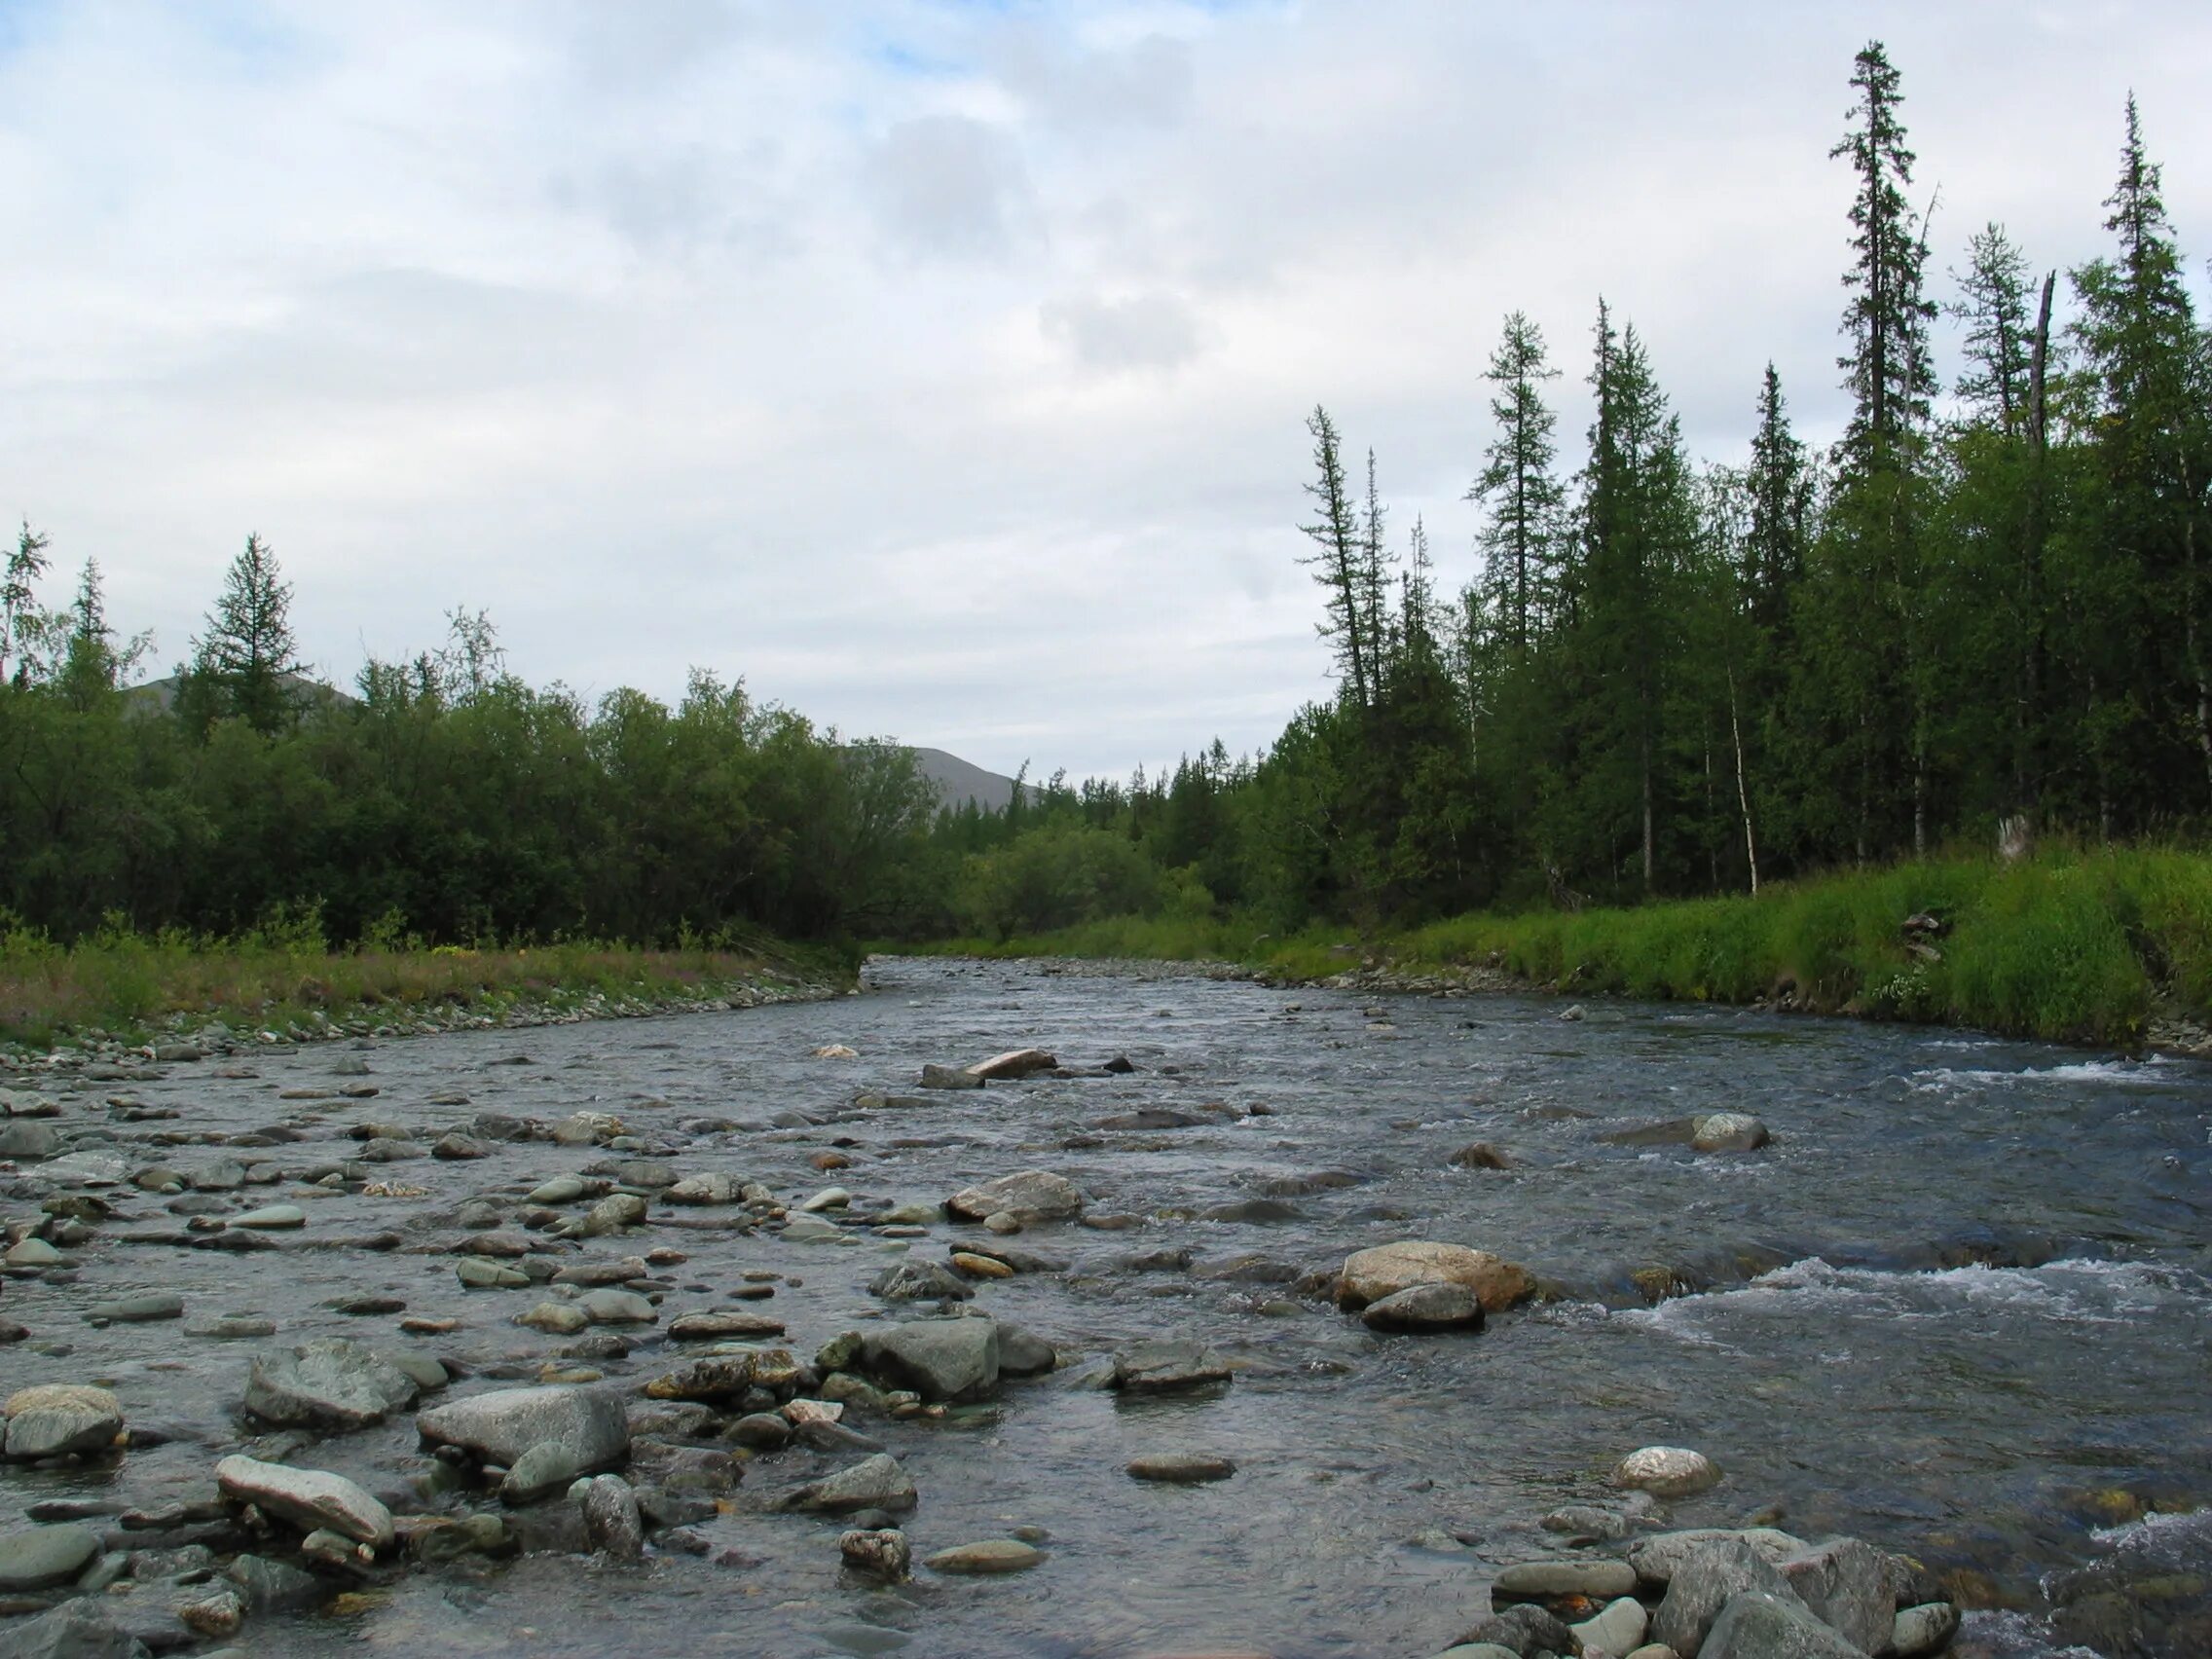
left=4, top=44, right=2208, bottom=1051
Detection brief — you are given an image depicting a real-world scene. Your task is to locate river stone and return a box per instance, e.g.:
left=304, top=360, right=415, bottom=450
left=840, top=1527, right=911, bottom=1580
left=782, top=1212, right=843, bottom=1242
left=245, top=1338, right=419, bottom=1429
left=919, top=1063, right=984, bottom=1090
left=580, top=1193, right=646, bottom=1234
left=233, top=1203, right=306, bottom=1230
left=1690, top=1113, right=1771, bottom=1153
left=578, top=1289, right=657, bottom=1325
left=1360, top=1282, right=1486, bottom=1332
left=645, top=1352, right=785, bottom=1401
left=0, top=1122, right=58, bottom=1160
left=1777, top=1537, right=1893, bottom=1655
left=926, top=1538, right=1042, bottom=1573
left=227, top=1552, right=326, bottom=1611
left=1614, top=1446, right=1723, bottom=1497
left=516, top=1302, right=588, bottom=1335
left=1336, top=1241, right=1534, bottom=1313
left=579, top=1474, right=643, bottom=1560
left=0, top=1523, right=99, bottom=1590
left=1651, top=1537, right=1815, bottom=1659
left=84, top=1293, right=183, bottom=1325
left=4, top=1384, right=125, bottom=1459
left=459, top=1258, right=530, bottom=1289
left=966, top=1049, right=1057, bottom=1081
left=1459, top=1603, right=1578, bottom=1656
left=528, top=1175, right=588, bottom=1205
left=215, top=1455, right=394, bottom=1548
left=1629, top=1528, right=1808, bottom=1585
left=1126, top=1454, right=1236, bottom=1484
left=869, top=1260, right=974, bottom=1303
left=1109, top=1339, right=1232, bottom=1393
left=861, top=1317, right=1000, bottom=1402
left=498, top=1437, right=589, bottom=1504
left=417, top=1384, right=630, bottom=1469
left=1437, top=1647, right=1521, bottom=1659
left=779, top=1453, right=917, bottom=1515
left=1569, top=1596, right=1650, bottom=1657
left=1493, top=1559, right=1640, bottom=1600
left=1698, top=1591, right=1863, bottom=1659
left=666, top=1173, right=742, bottom=1205
left=4, top=1236, right=64, bottom=1267
left=945, top=1169, right=1084, bottom=1224
left=667, top=1310, right=787, bottom=1341
left=0, top=1603, right=148, bottom=1659
left=1891, top=1602, right=1960, bottom=1658
left=995, top=1323, right=1058, bottom=1377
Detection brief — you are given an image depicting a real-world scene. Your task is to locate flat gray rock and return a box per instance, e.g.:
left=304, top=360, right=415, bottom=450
left=417, top=1384, right=630, bottom=1470
left=215, top=1455, right=394, bottom=1548
left=1699, top=1591, right=1866, bottom=1659
left=4, top=1384, right=125, bottom=1459
left=0, top=1523, right=99, bottom=1591
left=861, top=1317, right=1000, bottom=1402
left=244, top=1338, right=419, bottom=1429
left=778, top=1452, right=917, bottom=1515
left=1109, top=1339, right=1232, bottom=1393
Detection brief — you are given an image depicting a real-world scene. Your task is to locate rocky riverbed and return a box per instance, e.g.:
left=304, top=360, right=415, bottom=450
left=1, top=956, right=2207, bottom=1658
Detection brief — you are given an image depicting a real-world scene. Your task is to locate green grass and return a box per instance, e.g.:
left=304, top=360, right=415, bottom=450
left=0, top=918, right=841, bottom=1050
left=900, top=846, right=2212, bottom=1049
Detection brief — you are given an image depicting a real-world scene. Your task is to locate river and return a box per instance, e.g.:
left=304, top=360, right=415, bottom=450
left=3, top=956, right=2208, bottom=1658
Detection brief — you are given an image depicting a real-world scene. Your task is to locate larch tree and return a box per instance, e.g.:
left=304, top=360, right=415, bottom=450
left=1470, top=312, right=1566, bottom=657
left=1300, top=406, right=1374, bottom=709
left=189, top=533, right=306, bottom=736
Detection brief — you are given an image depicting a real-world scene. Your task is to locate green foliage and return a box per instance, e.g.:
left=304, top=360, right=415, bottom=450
left=954, top=824, right=1162, bottom=940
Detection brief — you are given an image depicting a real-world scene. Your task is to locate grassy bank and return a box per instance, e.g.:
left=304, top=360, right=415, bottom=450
left=910, top=846, right=2212, bottom=1048
left=0, top=918, right=851, bottom=1050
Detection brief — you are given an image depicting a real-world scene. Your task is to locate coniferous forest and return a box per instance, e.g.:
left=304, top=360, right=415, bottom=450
left=3, top=44, right=2208, bottom=956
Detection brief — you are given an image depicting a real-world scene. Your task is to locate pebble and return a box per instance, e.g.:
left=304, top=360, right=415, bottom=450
left=925, top=1538, right=1044, bottom=1574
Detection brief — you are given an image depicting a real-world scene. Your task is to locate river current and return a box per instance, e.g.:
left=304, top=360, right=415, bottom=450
left=4, top=956, right=2208, bottom=1658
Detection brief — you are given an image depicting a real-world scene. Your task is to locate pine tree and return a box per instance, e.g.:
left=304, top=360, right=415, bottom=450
left=190, top=533, right=306, bottom=735
left=1743, top=365, right=1809, bottom=639
left=1951, top=224, right=2037, bottom=435
left=1469, top=312, right=1566, bottom=655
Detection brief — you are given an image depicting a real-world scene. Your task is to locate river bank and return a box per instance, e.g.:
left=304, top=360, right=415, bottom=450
left=912, top=845, right=2212, bottom=1053
left=0, top=934, right=853, bottom=1061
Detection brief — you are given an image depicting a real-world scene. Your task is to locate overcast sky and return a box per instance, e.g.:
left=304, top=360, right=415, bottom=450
left=5, top=2, right=2210, bottom=782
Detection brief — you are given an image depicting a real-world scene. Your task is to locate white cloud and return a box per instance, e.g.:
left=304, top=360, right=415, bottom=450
left=1, top=0, right=2209, bottom=778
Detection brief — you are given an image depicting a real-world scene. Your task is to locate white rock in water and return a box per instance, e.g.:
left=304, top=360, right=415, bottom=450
left=965, top=1049, right=1057, bottom=1081
left=1690, top=1112, right=1770, bottom=1152
left=216, top=1454, right=394, bottom=1548
left=3, top=1384, right=125, bottom=1459
left=1613, top=1445, right=1722, bottom=1497
left=1337, top=1240, right=1533, bottom=1313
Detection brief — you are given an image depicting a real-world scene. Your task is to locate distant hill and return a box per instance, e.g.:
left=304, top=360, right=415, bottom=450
left=123, top=672, right=357, bottom=717
left=905, top=747, right=1036, bottom=813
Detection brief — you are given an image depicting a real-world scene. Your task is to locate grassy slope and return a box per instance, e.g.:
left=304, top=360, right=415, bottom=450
left=0, top=928, right=849, bottom=1050
left=912, top=847, right=2212, bottom=1048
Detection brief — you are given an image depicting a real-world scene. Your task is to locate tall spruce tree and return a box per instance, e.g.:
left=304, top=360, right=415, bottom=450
left=1470, top=312, right=1566, bottom=656
left=2, top=518, right=51, bottom=684
left=2071, top=95, right=2212, bottom=807
left=189, top=533, right=306, bottom=735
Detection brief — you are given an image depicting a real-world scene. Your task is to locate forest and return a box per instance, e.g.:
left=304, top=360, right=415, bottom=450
left=1, top=44, right=2206, bottom=962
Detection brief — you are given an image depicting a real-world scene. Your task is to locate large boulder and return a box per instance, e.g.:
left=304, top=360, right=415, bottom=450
left=868, top=1260, right=974, bottom=1304
left=1651, top=1537, right=1815, bottom=1658
left=416, top=1385, right=629, bottom=1470
left=945, top=1170, right=1084, bottom=1225
left=1336, top=1241, right=1533, bottom=1313
left=3, top=1384, right=125, bottom=1460
left=1778, top=1537, right=1895, bottom=1655
left=1699, top=1591, right=1866, bottom=1659
left=215, top=1456, right=393, bottom=1549
left=244, top=1339, right=418, bottom=1430
left=861, top=1317, right=1000, bottom=1402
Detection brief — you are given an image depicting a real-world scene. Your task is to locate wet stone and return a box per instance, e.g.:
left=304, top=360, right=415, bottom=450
left=0, top=1522, right=101, bottom=1590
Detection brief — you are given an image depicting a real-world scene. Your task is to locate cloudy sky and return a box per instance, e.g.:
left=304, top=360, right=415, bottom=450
left=4, top=2, right=2209, bottom=782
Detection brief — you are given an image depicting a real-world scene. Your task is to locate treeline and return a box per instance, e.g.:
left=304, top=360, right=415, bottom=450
left=0, top=537, right=940, bottom=947
left=935, top=45, right=2212, bottom=939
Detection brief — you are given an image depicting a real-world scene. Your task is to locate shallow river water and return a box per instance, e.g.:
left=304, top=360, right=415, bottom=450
left=4, top=956, right=2210, bottom=1658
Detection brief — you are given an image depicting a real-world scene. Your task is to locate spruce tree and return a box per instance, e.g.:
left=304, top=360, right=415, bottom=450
left=189, top=533, right=305, bottom=735
left=1469, top=312, right=1566, bottom=656
left=2, top=518, right=51, bottom=684
left=2070, top=96, right=2211, bottom=806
